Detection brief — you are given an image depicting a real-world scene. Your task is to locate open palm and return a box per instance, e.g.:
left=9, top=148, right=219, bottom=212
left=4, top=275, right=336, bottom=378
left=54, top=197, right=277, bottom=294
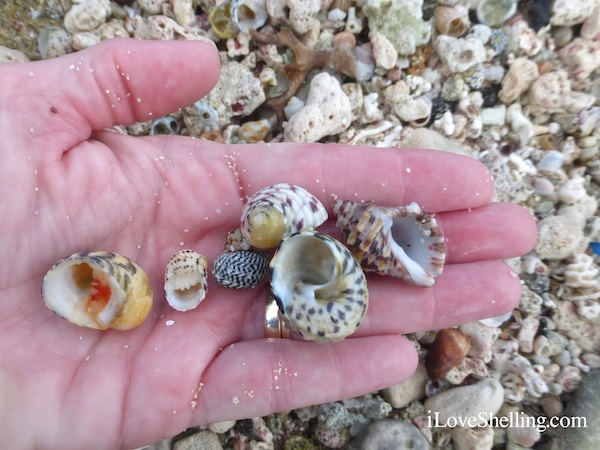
left=0, top=39, right=537, bottom=449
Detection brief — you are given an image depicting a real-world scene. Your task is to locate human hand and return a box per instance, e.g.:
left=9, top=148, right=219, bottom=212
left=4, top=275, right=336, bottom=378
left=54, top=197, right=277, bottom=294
left=0, top=38, right=536, bottom=449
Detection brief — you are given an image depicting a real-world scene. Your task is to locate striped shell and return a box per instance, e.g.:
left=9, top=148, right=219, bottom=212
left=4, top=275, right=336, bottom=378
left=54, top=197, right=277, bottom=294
left=241, top=183, right=328, bottom=249
left=333, top=200, right=446, bottom=287
left=212, top=251, right=269, bottom=289
left=41, top=251, right=153, bottom=330
left=164, top=250, right=208, bottom=311
left=270, top=231, right=368, bottom=343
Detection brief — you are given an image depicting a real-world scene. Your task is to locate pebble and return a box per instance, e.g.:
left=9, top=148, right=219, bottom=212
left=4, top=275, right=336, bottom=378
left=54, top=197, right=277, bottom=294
left=172, top=430, right=223, bottom=450
left=345, top=419, right=428, bottom=450
left=424, top=378, right=504, bottom=428
left=380, top=364, right=428, bottom=408
left=534, top=215, right=584, bottom=260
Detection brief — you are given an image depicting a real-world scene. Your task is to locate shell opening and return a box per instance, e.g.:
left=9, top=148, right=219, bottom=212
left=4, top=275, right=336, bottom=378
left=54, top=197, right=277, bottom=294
left=272, top=234, right=337, bottom=305
left=390, top=216, right=437, bottom=272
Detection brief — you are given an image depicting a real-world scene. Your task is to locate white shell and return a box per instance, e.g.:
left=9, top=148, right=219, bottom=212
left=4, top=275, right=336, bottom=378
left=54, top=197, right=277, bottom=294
left=270, top=231, right=368, bottom=342
left=164, top=250, right=208, bottom=311
left=231, top=0, right=268, bottom=33
left=333, top=200, right=446, bottom=287
left=41, top=251, right=153, bottom=330
left=241, top=183, right=328, bottom=249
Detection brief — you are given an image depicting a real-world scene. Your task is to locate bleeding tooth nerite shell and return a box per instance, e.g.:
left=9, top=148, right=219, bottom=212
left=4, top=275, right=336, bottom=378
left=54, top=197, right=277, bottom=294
left=332, top=200, right=446, bottom=287
left=270, top=231, right=368, bottom=343
left=164, top=250, right=208, bottom=311
left=240, top=183, right=328, bottom=249
left=212, top=250, right=269, bottom=289
left=41, top=251, right=153, bottom=330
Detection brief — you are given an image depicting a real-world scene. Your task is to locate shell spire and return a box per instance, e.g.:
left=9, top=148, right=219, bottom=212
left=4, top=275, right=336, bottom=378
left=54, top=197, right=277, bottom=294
left=241, top=183, right=328, bottom=249
left=333, top=200, right=446, bottom=287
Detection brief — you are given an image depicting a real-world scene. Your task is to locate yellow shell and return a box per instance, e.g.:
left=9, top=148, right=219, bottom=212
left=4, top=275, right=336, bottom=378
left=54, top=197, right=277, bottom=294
left=41, top=251, right=153, bottom=330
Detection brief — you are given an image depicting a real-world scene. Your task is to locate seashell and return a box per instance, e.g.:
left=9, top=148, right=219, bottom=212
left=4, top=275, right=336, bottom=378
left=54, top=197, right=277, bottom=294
left=241, top=183, right=328, bottom=250
left=41, top=251, right=153, bottom=330
left=434, top=6, right=470, bottom=37
left=332, top=200, right=445, bottom=287
left=270, top=231, right=368, bottom=343
left=212, top=251, right=269, bottom=289
left=208, top=1, right=239, bottom=39
left=150, top=116, right=180, bottom=135
left=425, top=328, right=472, bottom=381
left=234, top=119, right=271, bottom=143
left=164, top=250, right=208, bottom=311
left=231, top=0, right=268, bottom=33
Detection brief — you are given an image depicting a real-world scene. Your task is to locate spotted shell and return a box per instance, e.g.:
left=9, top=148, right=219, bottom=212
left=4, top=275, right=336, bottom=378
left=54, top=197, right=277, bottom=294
left=212, top=250, right=269, bottom=289
left=241, top=183, right=328, bottom=249
left=270, top=231, right=368, bottom=343
left=333, top=200, right=446, bottom=287
left=41, top=251, right=153, bottom=330
left=164, top=250, right=208, bottom=311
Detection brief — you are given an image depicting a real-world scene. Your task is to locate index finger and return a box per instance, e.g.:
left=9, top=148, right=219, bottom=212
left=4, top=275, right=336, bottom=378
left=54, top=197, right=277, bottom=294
left=230, top=143, right=493, bottom=212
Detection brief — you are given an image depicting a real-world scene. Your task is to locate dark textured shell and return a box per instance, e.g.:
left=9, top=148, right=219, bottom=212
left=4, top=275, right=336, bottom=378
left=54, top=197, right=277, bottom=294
left=211, top=251, right=269, bottom=289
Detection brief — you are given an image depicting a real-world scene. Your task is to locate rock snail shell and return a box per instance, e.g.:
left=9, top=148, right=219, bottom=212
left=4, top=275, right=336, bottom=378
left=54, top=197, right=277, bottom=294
left=164, top=250, right=208, bottom=311
left=270, top=231, right=368, bottom=343
left=212, top=250, right=269, bottom=289
left=231, top=0, right=268, bottom=33
left=41, top=251, right=153, bottom=330
left=241, top=183, right=328, bottom=249
left=333, top=200, right=446, bottom=287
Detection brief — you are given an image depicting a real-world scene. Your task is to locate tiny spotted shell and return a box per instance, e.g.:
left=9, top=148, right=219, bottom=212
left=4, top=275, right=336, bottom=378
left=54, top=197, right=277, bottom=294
left=212, top=251, right=269, bottom=289
left=164, top=249, right=208, bottom=311
left=240, top=183, right=328, bottom=249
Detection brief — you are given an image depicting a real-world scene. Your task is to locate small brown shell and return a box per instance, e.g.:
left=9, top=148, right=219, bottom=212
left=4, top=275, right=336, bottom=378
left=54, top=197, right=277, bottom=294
left=333, top=200, right=445, bottom=287
left=425, top=328, right=472, bottom=381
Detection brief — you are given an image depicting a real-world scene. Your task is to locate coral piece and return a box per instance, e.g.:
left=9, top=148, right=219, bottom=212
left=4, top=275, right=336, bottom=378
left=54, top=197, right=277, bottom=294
left=534, top=215, right=584, bottom=260
left=528, top=71, right=571, bottom=115
left=286, top=0, right=320, bottom=34
left=173, top=0, right=196, bottom=27
left=250, top=27, right=331, bottom=124
left=564, top=253, right=599, bottom=289
left=363, top=0, right=431, bottom=55
left=498, top=57, right=539, bottom=104
left=63, top=0, right=111, bottom=33
left=559, top=37, right=600, bottom=81
left=551, top=0, right=596, bottom=26
left=283, top=72, right=352, bottom=142
left=434, top=35, right=486, bottom=73
left=371, top=32, right=398, bottom=69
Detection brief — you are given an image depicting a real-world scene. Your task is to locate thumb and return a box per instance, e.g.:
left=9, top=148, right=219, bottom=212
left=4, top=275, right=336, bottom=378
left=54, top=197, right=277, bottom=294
left=5, top=37, right=220, bottom=150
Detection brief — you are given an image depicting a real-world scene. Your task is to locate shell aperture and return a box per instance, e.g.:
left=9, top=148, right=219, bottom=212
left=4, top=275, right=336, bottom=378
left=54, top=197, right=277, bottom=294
left=41, top=251, right=153, bottom=330
left=270, top=231, right=368, bottom=342
left=333, top=200, right=446, bottom=287
left=164, top=250, right=208, bottom=311
left=241, top=183, right=328, bottom=249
